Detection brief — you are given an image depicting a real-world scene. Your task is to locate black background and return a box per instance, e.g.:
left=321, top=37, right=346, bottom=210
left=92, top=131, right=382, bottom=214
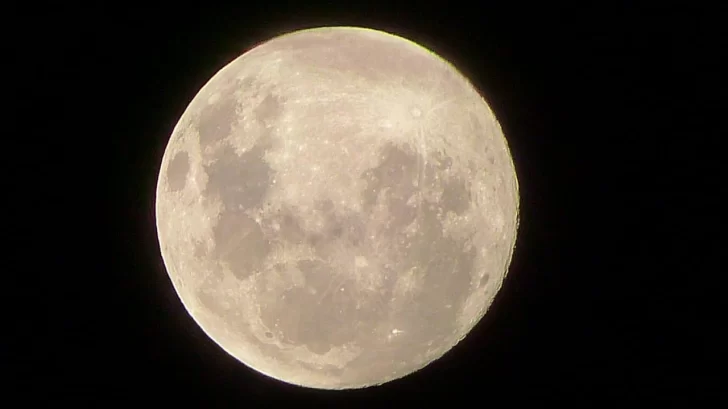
left=14, top=3, right=724, bottom=406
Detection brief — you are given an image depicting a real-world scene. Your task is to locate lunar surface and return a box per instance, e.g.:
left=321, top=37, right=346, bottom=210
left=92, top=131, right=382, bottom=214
left=155, top=26, right=519, bottom=389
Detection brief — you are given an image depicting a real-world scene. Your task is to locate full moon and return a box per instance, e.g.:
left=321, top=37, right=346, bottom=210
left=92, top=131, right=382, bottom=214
left=155, top=26, right=519, bottom=389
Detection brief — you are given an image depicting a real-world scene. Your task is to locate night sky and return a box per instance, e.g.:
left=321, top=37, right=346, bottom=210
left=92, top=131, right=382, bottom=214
left=15, top=4, right=722, bottom=406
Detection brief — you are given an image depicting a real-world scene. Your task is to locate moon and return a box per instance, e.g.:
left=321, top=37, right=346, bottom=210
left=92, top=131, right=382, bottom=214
left=155, top=26, right=519, bottom=389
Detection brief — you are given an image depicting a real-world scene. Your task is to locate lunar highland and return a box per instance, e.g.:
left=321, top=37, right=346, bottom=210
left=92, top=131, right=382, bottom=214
left=155, top=26, right=519, bottom=389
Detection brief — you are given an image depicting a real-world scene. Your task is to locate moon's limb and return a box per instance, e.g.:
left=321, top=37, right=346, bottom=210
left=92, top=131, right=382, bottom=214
left=156, top=26, right=519, bottom=389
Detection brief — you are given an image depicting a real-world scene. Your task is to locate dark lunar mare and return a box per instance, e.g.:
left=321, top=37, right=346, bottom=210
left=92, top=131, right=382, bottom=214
left=194, top=86, right=283, bottom=312
left=166, top=151, right=190, bottom=192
